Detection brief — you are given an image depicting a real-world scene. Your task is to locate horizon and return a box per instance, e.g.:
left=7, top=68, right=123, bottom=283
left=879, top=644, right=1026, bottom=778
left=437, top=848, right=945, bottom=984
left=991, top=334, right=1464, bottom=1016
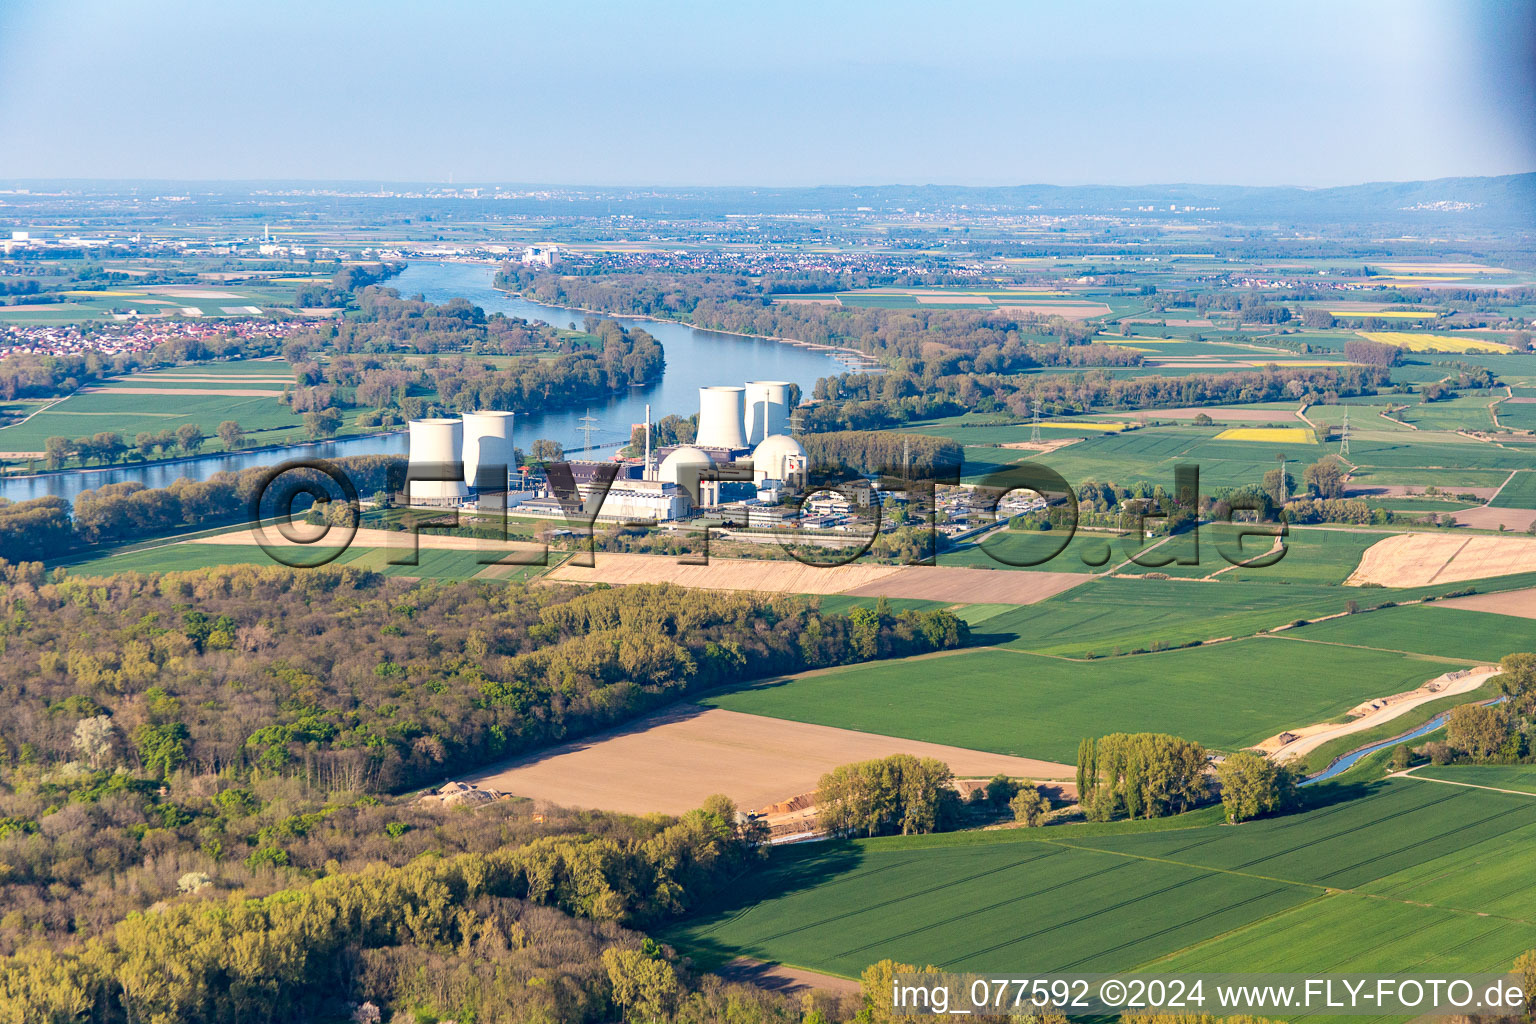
left=3, top=170, right=1533, bottom=190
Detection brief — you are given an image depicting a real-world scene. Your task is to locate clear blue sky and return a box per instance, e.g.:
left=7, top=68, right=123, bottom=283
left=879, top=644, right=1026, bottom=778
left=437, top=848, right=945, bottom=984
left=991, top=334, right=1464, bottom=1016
left=1, top=0, right=1532, bottom=186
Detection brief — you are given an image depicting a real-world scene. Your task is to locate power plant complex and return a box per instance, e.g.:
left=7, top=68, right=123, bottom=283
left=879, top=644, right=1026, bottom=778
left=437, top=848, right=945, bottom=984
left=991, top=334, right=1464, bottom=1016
left=402, top=380, right=808, bottom=524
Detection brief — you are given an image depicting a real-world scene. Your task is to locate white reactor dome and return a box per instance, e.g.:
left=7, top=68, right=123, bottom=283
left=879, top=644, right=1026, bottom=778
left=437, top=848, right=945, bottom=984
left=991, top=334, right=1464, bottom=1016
left=750, top=434, right=807, bottom=485
left=462, top=410, right=514, bottom=489
left=658, top=445, right=713, bottom=501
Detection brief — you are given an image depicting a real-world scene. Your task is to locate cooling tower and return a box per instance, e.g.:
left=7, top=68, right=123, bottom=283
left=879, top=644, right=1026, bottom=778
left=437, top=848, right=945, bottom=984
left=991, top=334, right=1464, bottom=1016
left=744, top=380, right=791, bottom=445
left=462, top=411, right=515, bottom=490
left=407, top=418, right=468, bottom=504
left=696, top=386, right=747, bottom=449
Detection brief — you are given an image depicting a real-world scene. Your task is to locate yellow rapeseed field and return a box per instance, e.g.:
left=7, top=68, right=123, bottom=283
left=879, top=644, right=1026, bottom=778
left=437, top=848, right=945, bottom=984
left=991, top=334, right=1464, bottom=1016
left=1043, top=421, right=1127, bottom=432
left=1357, top=331, right=1512, bottom=353
left=1214, top=427, right=1318, bottom=443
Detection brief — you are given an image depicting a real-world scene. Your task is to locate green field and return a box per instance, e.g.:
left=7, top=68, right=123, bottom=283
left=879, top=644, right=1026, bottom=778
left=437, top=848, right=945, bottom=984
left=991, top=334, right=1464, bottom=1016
left=1411, top=764, right=1536, bottom=794
left=62, top=542, right=539, bottom=583
left=1285, top=604, right=1536, bottom=662
left=667, top=780, right=1536, bottom=978
left=976, top=577, right=1371, bottom=658
left=0, top=360, right=310, bottom=455
left=703, top=637, right=1462, bottom=762
left=1492, top=470, right=1536, bottom=509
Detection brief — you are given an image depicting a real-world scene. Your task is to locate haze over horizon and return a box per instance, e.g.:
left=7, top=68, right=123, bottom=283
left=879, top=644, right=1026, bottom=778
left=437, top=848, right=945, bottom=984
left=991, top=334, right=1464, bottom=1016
left=1, top=0, right=1534, bottom=187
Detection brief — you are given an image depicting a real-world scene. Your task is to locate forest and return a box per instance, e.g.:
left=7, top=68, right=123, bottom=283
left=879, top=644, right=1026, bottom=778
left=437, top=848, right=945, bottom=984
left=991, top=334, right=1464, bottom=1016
left=0, top=789, right=874, bottom=1024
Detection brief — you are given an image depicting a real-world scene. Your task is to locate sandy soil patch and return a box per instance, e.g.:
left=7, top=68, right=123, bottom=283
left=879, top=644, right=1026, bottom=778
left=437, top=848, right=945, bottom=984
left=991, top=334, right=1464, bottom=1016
left=546, top=552, right=903, bottom=595
left=463, top=705, right=1075, bottom=816
left=998, top=437, right=1081, bottom=453
left=1438, top=587, right=1536, bottom=619
left=841, top=566, right=1086, bottom=604
left=1346, top=533, right=1536, bottom=587
left=993, top=302, right=1111, bottom=319
left=193, top=527, right=547, bottom=554
left=717, top=958, right=858, bottom=995
left=1453, top=507, right=1536, bottom=531
left=1260, top=666, right=1498, bottom=763
left=83, top=386, right=284, bottom=397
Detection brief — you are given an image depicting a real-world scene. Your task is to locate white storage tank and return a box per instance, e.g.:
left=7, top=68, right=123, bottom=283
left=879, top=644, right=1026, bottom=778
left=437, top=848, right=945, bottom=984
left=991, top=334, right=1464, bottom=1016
left=696, top=385, right=747, bottom=449
left=744, top=380, right=791, bottom=445
left=462, top=410, right=515, bottom=490
left=407, top=418, right=469, bottom=505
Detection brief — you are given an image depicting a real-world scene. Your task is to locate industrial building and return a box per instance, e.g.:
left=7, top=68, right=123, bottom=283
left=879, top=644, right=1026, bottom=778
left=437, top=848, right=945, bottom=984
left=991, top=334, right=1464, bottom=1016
left=402, top=382, right=809, bottom=524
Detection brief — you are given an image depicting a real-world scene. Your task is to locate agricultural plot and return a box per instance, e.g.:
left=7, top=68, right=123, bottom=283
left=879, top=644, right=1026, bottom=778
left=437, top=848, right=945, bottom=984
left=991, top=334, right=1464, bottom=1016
left=1284, top=604, right=1536, bottom=663
left=62, top=543, right=340, bottom=576
left=1498, top=400, right=1536, bottom=431
left=976, top=577, right=1366, bottom=658
left=1357, top=331, right=1512, bottom=353
left=1411, top=764, right=1536, bottom=794
left=703, top=638, right=1457, bottom=763
left=668, top=781, right=1536, bottom=979
left=958, top=427, right=1326, bottom=490
left=1398, top=395, right=1499, bottom=432
left=0, top=366, right=308, bottom=454
left=1492, top=470, right=1536, bottom=509
left=939, top=528, right=1164, bottom=573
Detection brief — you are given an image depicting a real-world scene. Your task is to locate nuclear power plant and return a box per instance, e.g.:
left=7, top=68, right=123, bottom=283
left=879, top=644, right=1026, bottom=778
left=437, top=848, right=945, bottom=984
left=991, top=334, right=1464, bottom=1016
left=401, top=382, right=808, bottom=524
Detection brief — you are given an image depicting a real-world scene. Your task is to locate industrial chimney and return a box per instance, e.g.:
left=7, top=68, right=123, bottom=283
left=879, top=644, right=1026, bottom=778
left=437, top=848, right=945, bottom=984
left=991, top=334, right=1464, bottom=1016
left=696, top=385, right=747, bottom=449
left=744, top=380, right=792, bottom=445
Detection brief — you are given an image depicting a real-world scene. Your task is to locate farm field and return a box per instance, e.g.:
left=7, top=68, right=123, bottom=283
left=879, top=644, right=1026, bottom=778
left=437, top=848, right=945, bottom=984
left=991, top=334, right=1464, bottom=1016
left=957, top=427, right=1328, bottom=489
left=464, top=705, right=1074, bottom=817
left=1348, top=533, right=1536, bottom=587
left=0, top=359, right=313, bottom=456
left=702, top=638, right=1459, bottom=763
left=1284, top=604, right=1536, bottom=662
left=938, top=528, right=1165, bottom=573
left=1356, top=331, right=1513, bottom=353
left=1398, top=394, right=1500, bottom=431
left=667, top=781, right=1536, bottom=979
left=1411, top=764, right=1536, bottom=794
left=62, top=541, right=541, bottom=582
left=1492, top=470, right=1536, bottom=509
left=976, top=577, right=1368, bottom=658
left=0, top=282, right=311, bottom=324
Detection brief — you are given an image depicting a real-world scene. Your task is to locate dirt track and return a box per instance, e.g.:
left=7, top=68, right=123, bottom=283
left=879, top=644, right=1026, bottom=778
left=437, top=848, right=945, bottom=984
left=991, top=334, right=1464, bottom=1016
left=1260, top=666, right=1498, bottom=762
left=463, top=705, right=1074, bottom=816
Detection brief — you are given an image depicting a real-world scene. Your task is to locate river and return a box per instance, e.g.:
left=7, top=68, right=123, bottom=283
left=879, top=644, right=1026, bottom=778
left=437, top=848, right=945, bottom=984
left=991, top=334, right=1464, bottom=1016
left=1, top=261, right=853, bottom=503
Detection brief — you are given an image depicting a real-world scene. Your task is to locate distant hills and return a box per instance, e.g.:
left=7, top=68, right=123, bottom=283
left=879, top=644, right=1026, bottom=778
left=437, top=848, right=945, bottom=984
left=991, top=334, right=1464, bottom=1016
left=4, top=173, right=1533, bottom=230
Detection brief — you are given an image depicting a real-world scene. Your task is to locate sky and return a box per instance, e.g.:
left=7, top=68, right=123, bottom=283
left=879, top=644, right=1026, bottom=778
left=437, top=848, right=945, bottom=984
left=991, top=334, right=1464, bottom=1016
left=1, top=0, right=1533, bottom=187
